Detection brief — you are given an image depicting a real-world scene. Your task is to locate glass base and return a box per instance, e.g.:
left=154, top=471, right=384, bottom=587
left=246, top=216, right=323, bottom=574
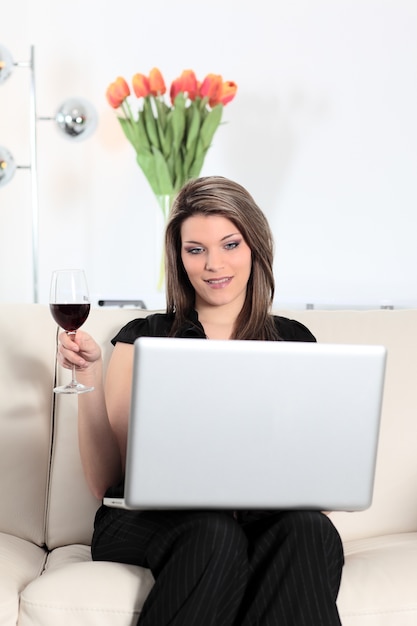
left=53, top=382, right=94, bottom=394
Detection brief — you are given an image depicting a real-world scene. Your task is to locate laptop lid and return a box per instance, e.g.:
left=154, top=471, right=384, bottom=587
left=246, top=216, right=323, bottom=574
left=121, top=337, right=386, bottom=512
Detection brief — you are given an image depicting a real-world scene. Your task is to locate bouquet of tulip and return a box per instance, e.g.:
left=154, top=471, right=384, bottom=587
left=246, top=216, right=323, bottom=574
left=106, top=68, right=238, bottom=219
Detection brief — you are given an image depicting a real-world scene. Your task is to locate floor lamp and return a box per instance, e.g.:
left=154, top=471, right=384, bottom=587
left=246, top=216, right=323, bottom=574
left=0, top=44, right=97, bottom=303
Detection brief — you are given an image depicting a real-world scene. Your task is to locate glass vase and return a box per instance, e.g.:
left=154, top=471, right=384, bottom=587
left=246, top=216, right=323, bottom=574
left=155, top=194, right=174, bottom=292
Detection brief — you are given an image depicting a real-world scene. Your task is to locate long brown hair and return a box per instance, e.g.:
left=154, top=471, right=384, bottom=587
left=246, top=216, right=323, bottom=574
left=165, top=176, right=279, bottom=340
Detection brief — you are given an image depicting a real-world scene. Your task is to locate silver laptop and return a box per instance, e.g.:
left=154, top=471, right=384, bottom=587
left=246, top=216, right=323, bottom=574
left=104, top=336, right=386, bottom=512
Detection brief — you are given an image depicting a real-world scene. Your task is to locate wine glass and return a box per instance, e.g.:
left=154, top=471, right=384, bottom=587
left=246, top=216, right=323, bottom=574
left=50, top=269, right=94, bottom=394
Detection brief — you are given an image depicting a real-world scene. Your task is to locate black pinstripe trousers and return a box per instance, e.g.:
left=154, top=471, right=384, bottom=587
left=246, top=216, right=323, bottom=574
left=92, top=507, right=344, bottom=625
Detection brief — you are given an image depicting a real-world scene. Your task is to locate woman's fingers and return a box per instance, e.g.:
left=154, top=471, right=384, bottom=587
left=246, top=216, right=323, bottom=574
left=57, top=330, right=100, bottom=368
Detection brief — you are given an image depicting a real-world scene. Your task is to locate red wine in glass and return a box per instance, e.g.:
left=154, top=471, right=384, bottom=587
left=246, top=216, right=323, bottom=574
left=50, top=303, right=91, bottom=332
left=50, top=269, right=94, bottom=394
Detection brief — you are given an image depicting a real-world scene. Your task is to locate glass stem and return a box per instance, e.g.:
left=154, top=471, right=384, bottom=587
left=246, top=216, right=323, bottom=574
left=67, top=330, right=78, bottom=385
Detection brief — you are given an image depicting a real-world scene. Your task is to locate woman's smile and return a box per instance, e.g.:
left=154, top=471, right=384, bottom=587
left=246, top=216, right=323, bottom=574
left=204, top=276, right=233, bottom=288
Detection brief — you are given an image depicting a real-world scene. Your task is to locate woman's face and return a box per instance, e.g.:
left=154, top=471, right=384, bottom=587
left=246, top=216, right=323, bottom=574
left=180, top=214, right=252, bottom=311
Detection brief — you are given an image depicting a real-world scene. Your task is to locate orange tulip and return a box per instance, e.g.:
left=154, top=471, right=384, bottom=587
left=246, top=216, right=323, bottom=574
left=199, top=74, right=223, bottom=107
left=218, top=80, right=238, bottom=106
left=106, top=85, right=120, bottom=109
left=132, top=73, right=150, bottom=98
left=149, top=67, right=166, bottom=96
left=106, top=76, right=130, bottom=108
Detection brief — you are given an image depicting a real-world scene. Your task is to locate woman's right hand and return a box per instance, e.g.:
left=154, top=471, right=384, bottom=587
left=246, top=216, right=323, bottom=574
left=58, top=330, right=102, bottom=373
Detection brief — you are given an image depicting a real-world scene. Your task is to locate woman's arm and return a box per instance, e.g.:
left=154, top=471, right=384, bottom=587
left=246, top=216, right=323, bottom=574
left=58, top=331, right=133, bottom=500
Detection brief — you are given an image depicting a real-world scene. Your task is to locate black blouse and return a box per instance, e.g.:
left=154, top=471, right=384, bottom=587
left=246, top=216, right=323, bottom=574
left=112, top=310, right=316, bottom=345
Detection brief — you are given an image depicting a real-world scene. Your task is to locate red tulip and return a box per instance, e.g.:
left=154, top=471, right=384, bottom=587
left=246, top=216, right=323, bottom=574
left=149, top=67, right=166, bottom=96
left=106, top=76, right=130, bottom=108
left=170, top=69, right=199, bottom=102
left=169, top=77, right=182, bottom=102
left=199, top=74, right=223, bottom=107
left=132, top=73, right=150, bottom=98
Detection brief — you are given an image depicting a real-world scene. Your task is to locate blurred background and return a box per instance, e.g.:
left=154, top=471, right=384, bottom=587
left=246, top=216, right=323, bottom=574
left=0, top=0, right=416, bottom=309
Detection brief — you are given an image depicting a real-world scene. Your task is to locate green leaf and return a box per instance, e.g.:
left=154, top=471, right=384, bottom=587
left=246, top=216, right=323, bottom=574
left=118, top=117, right=138, bottom=151
left=136, top=148, right=176, bottom=196
left=181, top=106, right=201, bottom=176
left=186, top=105, right=223, bottom=178
left=154, top=97, right=169, bottom=132
left=164, top=122, right=174, bottom=153
left=188, top=151, right=206, bottom=179
left=134, top=115, right=152, bottom=153
left=173, top=154, right=185, bottom=190
left=183, top=144, right=196, bottom=178
left=143, top=98, right=161, bottom=149
left=156, top=121, right=170, bottom=160
left=136, top=152, right=159, bottom=196
left=185, top=105, right=201, bottom=151
left=199, top=104, right=223, bottom=152
left=153, top=97, right=171, bottom=158
left=170, top=95, right=187, bottom=153
left=152, top=147, right=175, bottom=195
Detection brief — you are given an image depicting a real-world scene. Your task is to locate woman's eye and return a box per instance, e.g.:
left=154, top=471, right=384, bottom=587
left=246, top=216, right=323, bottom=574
left=186, top=247, right=204, bottom=255
left=225, top=241, right=239, bottom=250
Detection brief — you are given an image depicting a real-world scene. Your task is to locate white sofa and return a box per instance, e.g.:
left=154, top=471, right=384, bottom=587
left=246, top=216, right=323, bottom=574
left=1, top=303, right=417, bottom=625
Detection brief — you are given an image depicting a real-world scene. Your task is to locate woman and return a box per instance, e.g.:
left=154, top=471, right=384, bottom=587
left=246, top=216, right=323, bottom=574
left=59, top=176, right=344, bottom=625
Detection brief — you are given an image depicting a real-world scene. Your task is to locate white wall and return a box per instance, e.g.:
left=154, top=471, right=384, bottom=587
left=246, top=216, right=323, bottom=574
left=1, top=0, right=416, bottom=309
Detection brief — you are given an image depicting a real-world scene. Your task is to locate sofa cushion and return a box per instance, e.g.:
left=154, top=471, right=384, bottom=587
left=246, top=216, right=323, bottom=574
left=19, top=544, right=154, bottom=626
left=0, top=532, right=46, bottom=626
left=0, top=304, right=56, bottom=546
left=337, top=532, right=417, bottom=625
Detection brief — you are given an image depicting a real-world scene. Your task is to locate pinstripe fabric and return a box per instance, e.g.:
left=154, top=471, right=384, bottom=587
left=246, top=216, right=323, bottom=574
left=92, top=507, right=343, bottom=625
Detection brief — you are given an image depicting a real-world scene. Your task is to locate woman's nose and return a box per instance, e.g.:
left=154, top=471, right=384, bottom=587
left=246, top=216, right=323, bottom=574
left=204, top=252, right=223, bottom=271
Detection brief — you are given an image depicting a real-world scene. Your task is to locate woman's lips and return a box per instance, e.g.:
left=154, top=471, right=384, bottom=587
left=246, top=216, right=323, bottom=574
left=204, top=276, right=232, bottom=288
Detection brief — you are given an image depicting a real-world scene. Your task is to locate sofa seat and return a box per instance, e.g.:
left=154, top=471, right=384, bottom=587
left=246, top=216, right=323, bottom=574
left=19, top=544, right=154, bottom=626
left=336, top=532, right=417, bottom=625
left=0, top=533, right=46, bottom=625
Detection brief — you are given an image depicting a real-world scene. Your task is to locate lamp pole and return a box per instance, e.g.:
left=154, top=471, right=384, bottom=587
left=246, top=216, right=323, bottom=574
left=13, top=45, right=39, bottom=303
left=29, top=45, right=39, bottom=303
